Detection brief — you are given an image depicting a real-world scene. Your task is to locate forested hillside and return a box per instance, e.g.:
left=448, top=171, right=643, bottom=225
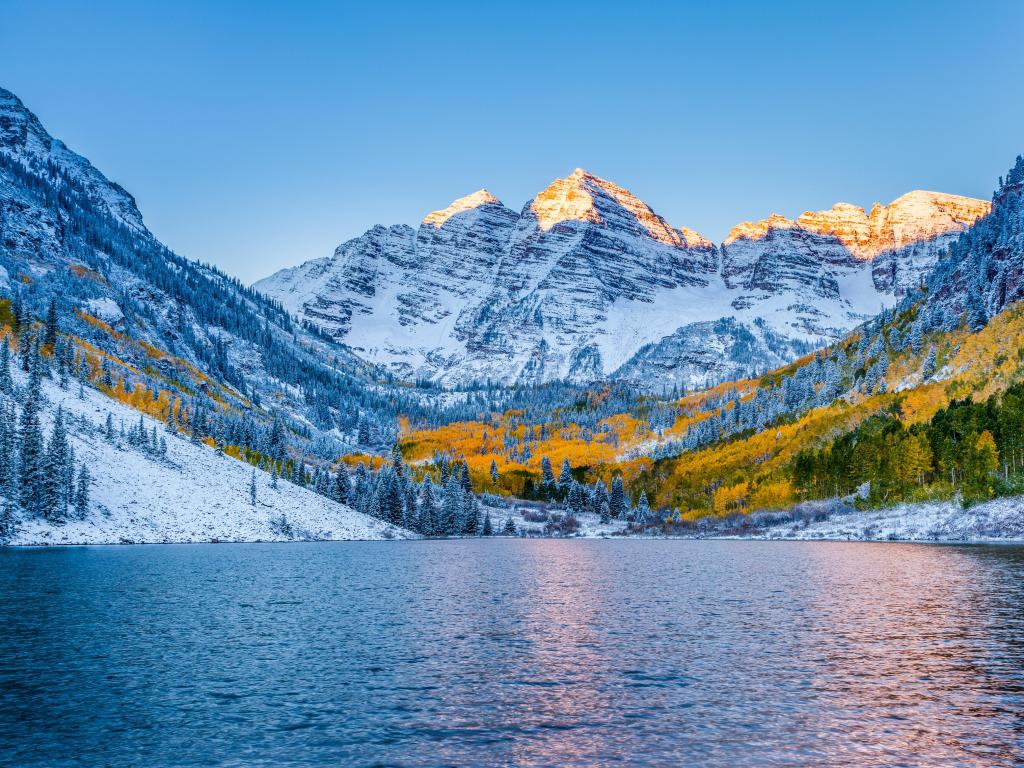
left=390, top=157, right=1024, bottom=529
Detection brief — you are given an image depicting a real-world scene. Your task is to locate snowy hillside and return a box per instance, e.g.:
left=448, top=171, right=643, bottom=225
left=257, top=169, right=988, bottom=390
left=7, top=372, right=409, bottom=545
left=750, top=497, right=1024, bottom=542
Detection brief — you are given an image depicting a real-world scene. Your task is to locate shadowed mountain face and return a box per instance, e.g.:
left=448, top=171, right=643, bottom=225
left=257, top=169, right=988, bottom=390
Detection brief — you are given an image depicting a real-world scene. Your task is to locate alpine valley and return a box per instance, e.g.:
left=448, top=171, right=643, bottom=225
left=3, top=82, right=1024, bottom=546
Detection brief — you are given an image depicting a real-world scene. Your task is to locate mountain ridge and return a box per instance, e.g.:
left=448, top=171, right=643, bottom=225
left=257, top=170, right=988, bottom=390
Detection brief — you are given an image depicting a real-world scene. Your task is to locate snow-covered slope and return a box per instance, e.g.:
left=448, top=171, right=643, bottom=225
left=257, top=170, right=988, bottom=389
left=751, top=497, right=1024, bottom=542
left=7, top=375, right=409, bottom=545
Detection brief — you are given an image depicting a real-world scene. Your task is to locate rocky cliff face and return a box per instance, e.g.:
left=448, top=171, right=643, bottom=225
left=0, top=88, right=145, bottom=233
left=256, top=169, right=989, bottom=390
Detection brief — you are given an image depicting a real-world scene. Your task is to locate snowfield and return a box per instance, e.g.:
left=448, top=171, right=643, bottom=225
left=8, top=376, right=412, bottom=546
left=749, top=497, right=1024, bottom=542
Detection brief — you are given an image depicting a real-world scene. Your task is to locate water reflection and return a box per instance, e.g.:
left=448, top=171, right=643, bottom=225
left=1, top=541, right=1022, bottom=767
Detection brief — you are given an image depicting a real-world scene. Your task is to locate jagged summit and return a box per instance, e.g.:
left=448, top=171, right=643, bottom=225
left=421, top=189, right=504, bottom=228
left=527, top=168, right=697, bottom=247
left=725, top=193, right=989, bottom=259
left=256, top=170, right=990, bottom=389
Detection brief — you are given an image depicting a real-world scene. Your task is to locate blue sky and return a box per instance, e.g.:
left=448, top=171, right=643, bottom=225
left=3, top=1, right=1023, bottom=283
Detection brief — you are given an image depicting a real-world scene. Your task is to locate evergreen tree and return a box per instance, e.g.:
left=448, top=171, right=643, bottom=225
left=271, top=461, right=279, bottom=489
left=634, top=490, right=651, bottom=525
left=462, top=493, right=480, bottom=535
left=249, top=468, right=257, bottom=506
left=441, top=474, right=462, bottom=535
left=0, top=401, right=15, bottom=499
left=0, top=341, right=12, bottom=394
left=419, top=481, right=439, bottom=536
left=558, top=457, right=573, bottom=488
left=609, top=476, right=627, bottom=519
left=43, top=407, right=71, bottom=520
left=540, top=456, right=556, bottom=497
left=18, top=346, right=45, bottom=515
left=74, top=464, right=90, bottom=518
left=482, top=511, right=493, bottom=536
left=566, top=480, right=584, bottom=518
left=599, top=500, right=610, bottom=524
left=335, top=464, right=351, bottom=504
left=502, top=516, right=517, bottom=536
left=922, top=347, right=937, bottom=381
left=489, top=459, right=499, bottom=486
left=17, top=317, right=32, bottom=372
left=43, top=298, right=59, bottom=348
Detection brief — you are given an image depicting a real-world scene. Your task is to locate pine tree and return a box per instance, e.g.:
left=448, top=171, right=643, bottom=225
left=599, top=500, right=611, bottom=524
left=482, top=511, right=493, bottom=536
left=634, top=490, right=651, bottom=525
left=0, top=341, right=12, bottom=394
left=566, top=480, right=584, bottom=518
left=502, top=516, right=517, bottom=536
left=419, top=481, right=439, bottom=536
left=271, top=461, right=279, bottom=489
left=609, top=476, right=627, bottom=519
left=17, top=317, right=32, bottom=372
left=441, top=474, right=463, bottom=535
left=43, top=407, right=71, bottom=520
left=0, top=498, right=14, bottom=540
left=540, top=456, right=556, bottom=497
left=19, top=346, right=45, bottom=515
left=249, top=468, right=257, bottom=506
left=77, top=355, right=87, bottom=399
left=74, top=464, right=90, bottom=519
left=558, top=458, right=573, bottom=488
left=489, top=459, right=499, bottom=486
left=922, top=347, right=937, bottom=381
left=0, top=401, right=15, bottom=499
left=335, top=464, right=350, bottom=503
left=56, top=339, right=69, bottom=390
left=462, top=493, right=480, bottom=535
left=43, top=298, right=59, bottom=348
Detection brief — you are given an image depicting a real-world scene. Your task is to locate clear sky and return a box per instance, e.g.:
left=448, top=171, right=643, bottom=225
left=3, top=1, right=1023, bottom=283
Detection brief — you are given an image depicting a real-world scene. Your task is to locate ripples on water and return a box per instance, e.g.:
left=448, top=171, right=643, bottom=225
left=1, top=541, right=1023, bottom=767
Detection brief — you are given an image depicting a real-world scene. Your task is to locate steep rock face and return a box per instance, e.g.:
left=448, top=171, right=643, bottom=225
left=258, top=192, right=519, bottom=379
left=0, top=87, right=144, bottom=231
left=257, top=170, right=988, bottom=390
left=450, top=170, right=722, bottom=384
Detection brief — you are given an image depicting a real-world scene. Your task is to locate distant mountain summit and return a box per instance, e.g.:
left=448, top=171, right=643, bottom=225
left=256, top=169, right=988, bottom=389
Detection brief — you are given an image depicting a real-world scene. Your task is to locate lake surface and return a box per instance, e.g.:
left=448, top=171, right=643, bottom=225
left=2, top=541, right=1023, bottom=767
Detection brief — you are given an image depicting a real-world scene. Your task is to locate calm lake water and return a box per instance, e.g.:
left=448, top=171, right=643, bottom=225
left=1, top=541, right=1023, bottom=767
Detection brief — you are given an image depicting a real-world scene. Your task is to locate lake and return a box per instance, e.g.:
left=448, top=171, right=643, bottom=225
left=1, top=540, right=1023, bottom=767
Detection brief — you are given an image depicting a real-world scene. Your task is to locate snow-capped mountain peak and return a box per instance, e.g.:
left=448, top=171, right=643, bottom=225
left=256, top=172, right=989, bottom=390
left=422, top=189, right=503, bottom=228
left=528, top=168, right=695, bottom=248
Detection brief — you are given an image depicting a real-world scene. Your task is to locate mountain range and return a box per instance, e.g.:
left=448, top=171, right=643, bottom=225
left=256, top=170, right=988, bottom=390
